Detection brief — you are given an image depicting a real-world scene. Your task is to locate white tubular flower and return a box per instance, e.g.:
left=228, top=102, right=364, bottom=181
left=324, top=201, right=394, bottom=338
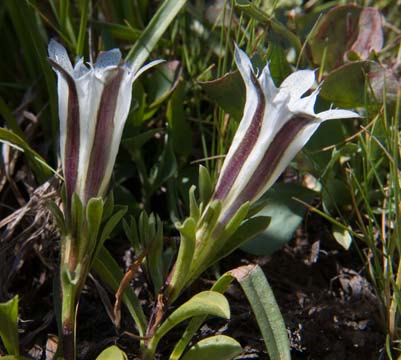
left=48, top=40, right=163, bottom=205
left=212, top=45, right=360, bottom=224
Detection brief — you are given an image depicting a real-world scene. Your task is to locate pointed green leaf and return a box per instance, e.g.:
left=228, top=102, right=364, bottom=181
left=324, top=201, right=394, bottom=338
left=0, top=296, right=19, bottom=355
left=0, top=127, right=54, bottom=181
left=153, top=291, right=230, bottom=346
left=181, top=335, right=242, bottom=360
left=166, top=217, right=196, bottom=302
left=86, top=197, right=104, bottom=242
left=96, top=345, right=128, bottom=360
left=189, top=185, right=200, bottom=222
left=167, top=80, right=192, bottom=156
left=216, top=216, right=271, bottom=263
left=94, top=207, right=128, bottom=260
left=199, top=71, right=244, bottom=121
left=231, top=265, right=290, bottom=360
left=198, top=165, right=213, bottom=206
left=169, top=273, right=236, bottom=360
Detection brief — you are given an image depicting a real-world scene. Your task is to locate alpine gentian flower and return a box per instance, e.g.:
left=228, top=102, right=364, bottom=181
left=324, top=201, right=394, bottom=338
left=212, top=45, right=360, bottom=224
left=48, top=40, right=162, bottom=205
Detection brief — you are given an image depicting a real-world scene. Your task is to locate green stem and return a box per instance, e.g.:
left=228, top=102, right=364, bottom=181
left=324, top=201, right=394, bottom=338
left=60, top=271, right=78, bottom=360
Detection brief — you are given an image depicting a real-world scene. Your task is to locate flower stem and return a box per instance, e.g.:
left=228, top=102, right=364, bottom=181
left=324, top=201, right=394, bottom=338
left=61, top=275, right=77, bottom=360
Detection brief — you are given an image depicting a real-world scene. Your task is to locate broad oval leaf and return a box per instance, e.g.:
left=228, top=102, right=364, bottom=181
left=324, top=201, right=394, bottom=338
left=309, top=4, right=383, bottom=70
left=241, top=183, right=316, bottom=255
left=154, top=291, right=230, bottom=343
left=96, top=345, right=128, bottom=360
left=181, top=335, right=243, bottom=360
left=319, top=61, right=399, bottom=108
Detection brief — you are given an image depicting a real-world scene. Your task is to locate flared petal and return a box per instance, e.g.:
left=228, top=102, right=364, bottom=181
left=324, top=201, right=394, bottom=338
left=212, top=46, right=360, bottom=225
left=317, top=109, right=361, bottom=121
left=278, top=69, right=316, bottom=102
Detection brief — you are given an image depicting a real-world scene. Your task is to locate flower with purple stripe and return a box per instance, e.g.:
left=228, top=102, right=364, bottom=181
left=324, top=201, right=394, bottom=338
left=212, top=45, right=360, bottom=225
left=48, top=40, right=163, bottom=206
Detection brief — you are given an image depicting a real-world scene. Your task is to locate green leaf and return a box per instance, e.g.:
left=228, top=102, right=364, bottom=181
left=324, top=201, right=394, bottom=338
left=126, top=0, right=188, bottom=71
left=70, top=192, right=83, bottom=234
left=181, top=335, right=242, bottom=360
left=166, top=217, right=196, bottom=302
left=0, top=128, right=54, bottom=182
left=167, top=80, right=193, bottom=157
left=152, top=291, right=230, bottom=346
left=123, top=129, right=161, bottom=150
left=332, top=223, right=353, bottom=250
left=319, top=61, right=399, bottom=108
left=0, top=296, right=19, bottom=356
left=96, top=345, right=128, bottom=360
left=146, top=60, right=182, bottom=108
left=198, top=165, right=213, bottom=206
left=309, top=5, right=383, bottom=71
left=266, top=36, right=291, bottom=86
left=199, top=71, right=245, bottom=120
left=93, top=207, right=128, bottom=262
left=232, top=265, right=290, bottom=360
left=217, top=215, right=271, bottom=261
left=241, top=183, right=316, bottom=255
left=188, top=185, right=200, bottom=222
left=86, top=197, right=104, bottom=243
left=102, top=192, right=115, bottom=222
left=93, top=246, right=147, bottom=336
left=169, top=274, right=236, bottom=360
left=149, top=132, right=178, bottom=194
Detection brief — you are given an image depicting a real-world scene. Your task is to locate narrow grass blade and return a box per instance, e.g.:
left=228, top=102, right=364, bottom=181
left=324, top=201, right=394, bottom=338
left=126, top=0, right=188, bottom=71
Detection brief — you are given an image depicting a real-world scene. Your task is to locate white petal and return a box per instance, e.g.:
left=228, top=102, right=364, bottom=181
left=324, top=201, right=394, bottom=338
left=56, top=73, right=70, bottom=173
left=98, top=71, right=133, bottom=196
left=225, top=45, right=261, bottom=164
left=254, top=122, right=320, bottom=199
left=73, top=57, right=90, bottom=78
left=95, top=48, right=122, bottom=68
left=259, top=63, right=278, bottom=101
left=278, top=69, right=315, bottom=102
left=48, top=39, right=73, bottom=73
left=288, top=89, right=319, bottom=116
left=74, top=70, right=106, bottom=197
left=234, top=44, right=254, bottom=87
left=317, top=109, right=360, bottom=121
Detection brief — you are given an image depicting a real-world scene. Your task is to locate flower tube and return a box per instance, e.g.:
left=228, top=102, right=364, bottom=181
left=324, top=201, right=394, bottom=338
left=48, top=39, right=162, bottom=206
left=212, top=45, right=360, bottom=225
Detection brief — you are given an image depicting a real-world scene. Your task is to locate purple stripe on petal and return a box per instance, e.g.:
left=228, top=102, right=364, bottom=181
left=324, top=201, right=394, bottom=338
left=84, top=68, right=125, bottom=201
left=213, top=73, right=265, bottom=201
left=49, top=59, right=80, bottom=202
left=221, top=116, right=311, bottom=223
